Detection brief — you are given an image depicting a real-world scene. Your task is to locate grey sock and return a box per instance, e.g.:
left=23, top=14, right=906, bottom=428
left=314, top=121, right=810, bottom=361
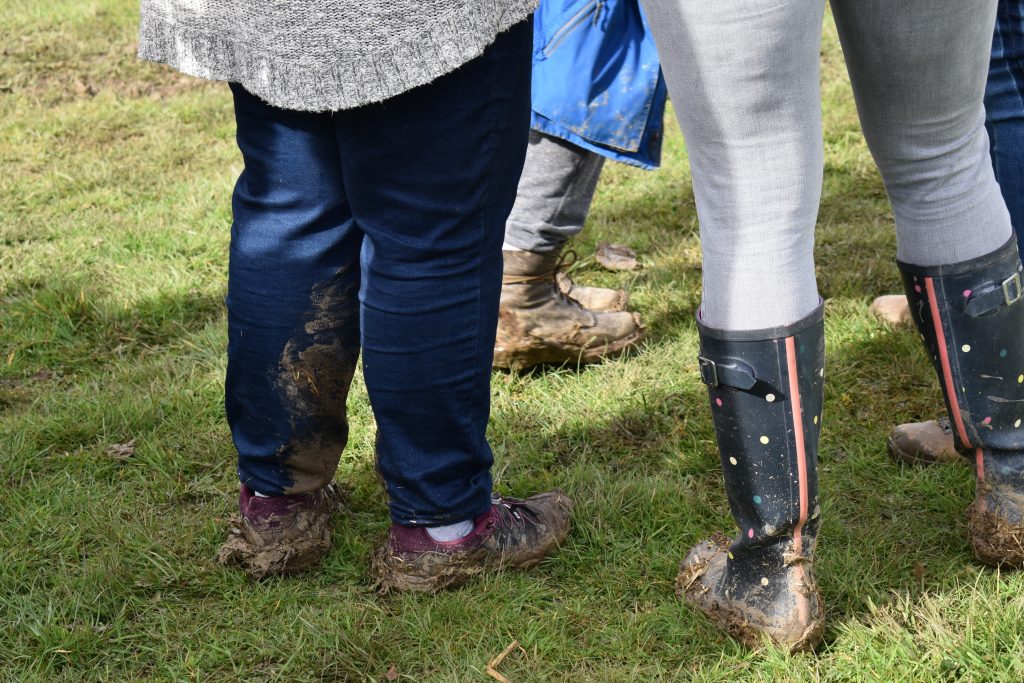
left=425, top=519, right=474, bottom=542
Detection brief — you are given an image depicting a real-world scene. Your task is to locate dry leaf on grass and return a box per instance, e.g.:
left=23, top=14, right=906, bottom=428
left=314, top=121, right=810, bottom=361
left=107, top=439, right=136, bottom=460
left=595, top=243, right=640, bottom=271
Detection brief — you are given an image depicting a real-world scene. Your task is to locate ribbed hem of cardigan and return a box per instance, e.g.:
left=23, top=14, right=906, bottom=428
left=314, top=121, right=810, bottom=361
left=137, top=0, right=538, bottom=112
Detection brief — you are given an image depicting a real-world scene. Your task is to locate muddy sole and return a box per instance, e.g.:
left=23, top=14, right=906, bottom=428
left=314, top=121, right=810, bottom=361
left=372, top=525, right=570, bottom=594
left=676, top=538, right=824, bottom=654
left=967, top=500, right=1024, bottom=567
left=493, top=327, right=645, bottom=371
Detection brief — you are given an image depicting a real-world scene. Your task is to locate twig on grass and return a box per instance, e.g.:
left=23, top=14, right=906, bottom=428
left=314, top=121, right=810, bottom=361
left=485, top=640, right=525, bottom=683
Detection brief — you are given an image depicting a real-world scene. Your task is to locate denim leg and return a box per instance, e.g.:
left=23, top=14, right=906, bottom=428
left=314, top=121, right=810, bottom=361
left=831, top=0, right=1012, bottom=267
left=334, top=21, right=533, bottom=526
left=986, top=0, right=1024, bottom=238
left=227, top=83, right=362, bottom=496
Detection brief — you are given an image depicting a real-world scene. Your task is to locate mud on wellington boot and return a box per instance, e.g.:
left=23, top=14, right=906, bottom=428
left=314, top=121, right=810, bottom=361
left=217, top=484, right=344, bottom=579
left=494, top=249, right=643, bottom=369
left=679, top=305, right=826, bottom=652
left=900, top=238, right=1024, bottom=566
left=371, top=491, right=573, bottom=593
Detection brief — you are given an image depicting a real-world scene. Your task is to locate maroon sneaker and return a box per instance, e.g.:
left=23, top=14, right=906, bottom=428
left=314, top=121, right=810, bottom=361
left=217, top=483, right=343, bottom=578
left=371, top=491, right=573, bottom=593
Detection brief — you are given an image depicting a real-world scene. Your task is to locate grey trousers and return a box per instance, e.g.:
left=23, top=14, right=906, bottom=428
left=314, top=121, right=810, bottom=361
left=503, top=131, right=606, bottom=253
left=641, top=0, right=1013, bottom=331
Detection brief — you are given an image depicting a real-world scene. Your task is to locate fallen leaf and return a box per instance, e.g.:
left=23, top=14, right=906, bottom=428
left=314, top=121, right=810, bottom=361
left=595, top=243, right=640, bottom=271
left=107, top=439, right=136, bottom=460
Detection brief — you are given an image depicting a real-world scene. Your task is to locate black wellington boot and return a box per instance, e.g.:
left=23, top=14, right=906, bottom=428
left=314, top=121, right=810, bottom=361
left=679, top=305, right=825, bottom=653
left=899, top=237, right=1024, bottom=567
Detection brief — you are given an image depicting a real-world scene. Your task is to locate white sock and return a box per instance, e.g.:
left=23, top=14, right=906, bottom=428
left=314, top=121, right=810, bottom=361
left=502, top=242, right=525, bottom=252
left=253, top=490, right=271, bottom=498
left=426, top=519, right=474, bottom=542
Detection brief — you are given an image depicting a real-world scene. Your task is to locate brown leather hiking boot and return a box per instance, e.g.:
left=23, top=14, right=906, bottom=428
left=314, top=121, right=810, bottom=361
left=217, top=484, right=344, bottom=578
left=494, top=250, right=644, bottom=369
left=371, top=491, right=573, bottom=593
left=887, top=417, right=962, bottom=466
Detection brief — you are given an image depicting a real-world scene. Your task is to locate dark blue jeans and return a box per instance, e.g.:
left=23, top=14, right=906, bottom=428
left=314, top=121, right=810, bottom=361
left=986, top=0, right=1024, bottom=236
left=225, top=21, right=532, bottom=526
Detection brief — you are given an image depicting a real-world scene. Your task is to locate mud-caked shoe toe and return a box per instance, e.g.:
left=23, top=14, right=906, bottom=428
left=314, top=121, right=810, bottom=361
left=676, top=535, right=824, bottom=654
left=888, top=417, right=961, bottom=466
left=217, top=483, right=343, bottom=579
left=371, top=491, right=573, bottom=594
left=556, top=271, right=629, bottom=312
left=869, top=294, right=912, bottom=325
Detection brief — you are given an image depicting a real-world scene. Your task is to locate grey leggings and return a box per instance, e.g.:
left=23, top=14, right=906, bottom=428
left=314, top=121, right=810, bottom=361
left=503, top=131, right=606, bottom=253
left=641, top=0, right=1013, bottom=331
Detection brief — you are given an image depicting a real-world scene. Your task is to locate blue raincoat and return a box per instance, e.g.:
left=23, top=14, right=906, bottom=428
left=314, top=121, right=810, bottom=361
left=531, top=0, right=667, bottom=170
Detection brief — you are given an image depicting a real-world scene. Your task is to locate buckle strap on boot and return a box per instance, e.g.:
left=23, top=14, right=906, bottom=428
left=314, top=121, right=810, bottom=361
left=699, top=356, right=757, bottom=390
left=963, top=269, right=1023, bottom=318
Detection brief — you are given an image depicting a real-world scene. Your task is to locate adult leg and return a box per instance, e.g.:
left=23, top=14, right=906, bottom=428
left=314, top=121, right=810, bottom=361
left=641, top=0, right=827, bottom=651
left=504, top=131, right=606, bottom=254
left=834, top=0, right=1024, bottom=566
left=332, top=22, right=572, bottom=591
left=887, top=1, right=1024, bottom=466
left=986, top=0, right=1024, bottom=237
left=218, top=83, right=361, bottom=577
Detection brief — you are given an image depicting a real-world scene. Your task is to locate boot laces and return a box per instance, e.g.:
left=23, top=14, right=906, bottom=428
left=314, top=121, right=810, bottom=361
left=501, top=249, right=579, bottom=288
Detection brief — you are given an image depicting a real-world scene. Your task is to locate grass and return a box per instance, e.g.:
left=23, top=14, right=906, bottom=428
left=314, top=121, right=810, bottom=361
left=3, top=2, right=1024, bottom=681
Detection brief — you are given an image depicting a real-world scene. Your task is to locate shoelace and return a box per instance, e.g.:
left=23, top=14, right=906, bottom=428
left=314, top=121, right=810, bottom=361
left=500, top=249, right=579, bottom=285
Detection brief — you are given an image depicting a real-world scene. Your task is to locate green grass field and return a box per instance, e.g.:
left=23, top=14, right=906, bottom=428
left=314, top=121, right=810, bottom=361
left=3, top=2, right=1024, bottom=681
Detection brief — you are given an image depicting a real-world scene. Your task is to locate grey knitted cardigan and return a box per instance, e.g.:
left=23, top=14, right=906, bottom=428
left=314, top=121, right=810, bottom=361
left=138, top=1, right=537, bottom=112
